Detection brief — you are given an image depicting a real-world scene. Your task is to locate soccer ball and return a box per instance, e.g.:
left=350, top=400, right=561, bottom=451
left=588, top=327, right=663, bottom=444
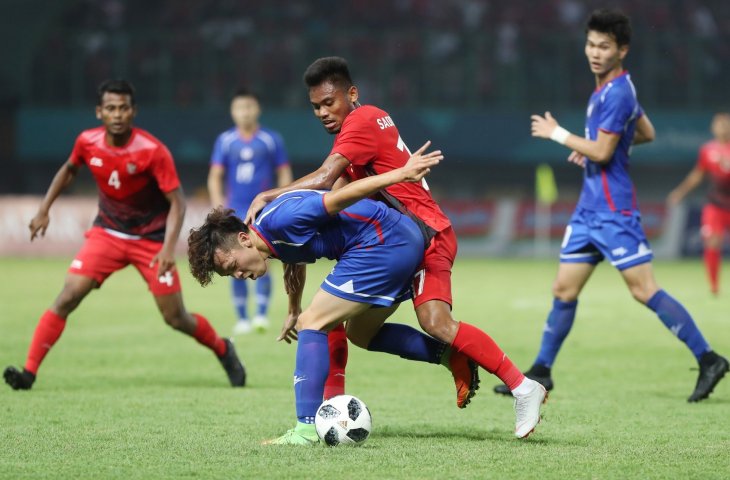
left=315, top=395, right=372, bottom=446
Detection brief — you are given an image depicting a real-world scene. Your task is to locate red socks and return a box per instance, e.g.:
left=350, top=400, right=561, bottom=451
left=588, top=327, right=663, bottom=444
left=452, top=322, right=524, bottom=391
left=25, top=310, right=67, bottom=375
left=324, top=323, right=348, bottom=399
left=24, top=311, right=227, bottom=375
left=704, top=247, right=721, bottom=294
left=192, top=313, right=227, bottom=357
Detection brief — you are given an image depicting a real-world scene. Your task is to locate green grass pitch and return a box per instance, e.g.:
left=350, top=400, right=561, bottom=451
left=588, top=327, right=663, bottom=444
left=1, top=256, right=728, bottom=479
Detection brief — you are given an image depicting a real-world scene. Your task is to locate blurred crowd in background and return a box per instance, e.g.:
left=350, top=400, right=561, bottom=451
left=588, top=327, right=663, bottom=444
left=28, top=0, right=730, bottom=109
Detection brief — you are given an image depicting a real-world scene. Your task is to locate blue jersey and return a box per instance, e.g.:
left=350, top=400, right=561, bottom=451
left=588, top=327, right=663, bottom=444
left=251, top=190, right=404, bottom=264
left=578, top=72, right=643, bottom=213
left=210, top=127, right=289, bottom=212
left=250, top=190, right=424, bottom=306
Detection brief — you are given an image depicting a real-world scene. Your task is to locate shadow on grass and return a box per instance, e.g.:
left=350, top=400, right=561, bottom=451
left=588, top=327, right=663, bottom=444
left=372, top=425, right=554, bottom=445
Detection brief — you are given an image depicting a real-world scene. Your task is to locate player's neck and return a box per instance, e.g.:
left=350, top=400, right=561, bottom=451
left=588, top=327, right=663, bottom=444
left=237, top=124, right=259, bottom=139
left=594, top=64, right=625, bottom=89
left=105, top=129, right=133, bottom=148
left=250, top=230, right=273, bottom=258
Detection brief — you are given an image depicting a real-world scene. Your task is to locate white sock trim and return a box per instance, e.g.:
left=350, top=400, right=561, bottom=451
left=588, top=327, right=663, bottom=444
left=511, top=377, right=534, bottom=396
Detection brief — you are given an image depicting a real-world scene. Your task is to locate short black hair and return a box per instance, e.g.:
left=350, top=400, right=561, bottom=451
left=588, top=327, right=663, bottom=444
left=586, top=9, right=631, bottom=47
left=231, top=87, right=259, bottom=102
left=303, top=56, right=354, bottom=90
left=97, top=79, right=136, bottom=105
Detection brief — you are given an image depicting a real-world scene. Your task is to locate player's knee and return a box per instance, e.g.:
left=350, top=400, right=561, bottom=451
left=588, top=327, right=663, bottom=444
left=161, top=307, right=189, bottom=331
left=704, top=236, right=722, bottom=249
left=551, top=282, right=578, bottom=302
left=346, top=333, right=369, bottom=350
left=297, top=310, right=326, bottom=331
left=416, top=311, right=455, bottom=343
left=629, top=284, right=654, bottom=305
left=53, top=290, right=84, bottom=316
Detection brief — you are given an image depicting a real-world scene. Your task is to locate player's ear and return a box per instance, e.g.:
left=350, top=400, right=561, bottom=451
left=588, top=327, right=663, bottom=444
left=348, top=86, right=359, bottom=104
left=95, top=106, right=102, bottom=120
left=618, top=44, right=629, bottom=61
left=237, top=231, right=252, bottom=247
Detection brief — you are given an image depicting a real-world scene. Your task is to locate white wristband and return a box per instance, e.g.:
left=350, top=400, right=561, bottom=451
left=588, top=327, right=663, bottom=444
left=550, top=126, right=570, bottom=145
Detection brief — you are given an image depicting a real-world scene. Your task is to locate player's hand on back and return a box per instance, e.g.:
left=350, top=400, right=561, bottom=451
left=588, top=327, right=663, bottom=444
left=567, top=150, right=586, bottom=168
left=29, top=211, right=50, bottom=241
left=400, top=140, right=443, bottom=183
left=244, top=193, right=268, bottom=224
left=150, top=247, right=176, bottom=278
left=531, top=112, right=559, bottom=139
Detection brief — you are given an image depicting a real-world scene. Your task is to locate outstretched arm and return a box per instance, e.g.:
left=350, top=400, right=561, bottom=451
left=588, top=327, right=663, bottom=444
left=323, top=141, right=442, bottom=215
left=667, top=167, right=705, bottom=206
left=29, top=159, right=80, bottom=241
left=531, top=112, right=620, bottom=165
left=244, top=154, right=350, bottom=223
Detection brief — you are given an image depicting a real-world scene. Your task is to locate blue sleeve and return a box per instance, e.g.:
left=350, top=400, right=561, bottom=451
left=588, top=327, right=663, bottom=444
left=260, top=193, right=329, bottom=244
left=210, top=134, right=225, bottom=167
left=597, top=87, right=635, bottom=134
left=272, top=132, right=289, bottom=169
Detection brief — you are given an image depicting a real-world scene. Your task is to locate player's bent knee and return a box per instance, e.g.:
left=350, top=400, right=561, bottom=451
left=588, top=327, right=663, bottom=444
left=347, top=334, right=369, bottom=350
left=551, top=283, right=578, bottom=302
left=53, top=288, right=87, bottom=315
left=629, top=286, right=654, bottom=305
left=416, top=313, right=456, bottom=343
left=163, top=315, right=185, bottom=330
left=297, top=311, right=328, bottom=331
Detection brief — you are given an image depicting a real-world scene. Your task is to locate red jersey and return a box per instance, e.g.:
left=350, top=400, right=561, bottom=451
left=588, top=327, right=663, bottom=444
left=697, top=140, right=730, bottom=210
left=330, top=105, right=450, bottom=232
left=70, top=126, right=181, bottom=241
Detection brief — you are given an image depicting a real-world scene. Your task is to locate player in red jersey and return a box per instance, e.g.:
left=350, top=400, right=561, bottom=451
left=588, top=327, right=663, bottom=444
left=668, top=113, right=730, bottom=295
left=4, top=79, right=246, bottom=390
left=245, top=57, right=546, bottom=431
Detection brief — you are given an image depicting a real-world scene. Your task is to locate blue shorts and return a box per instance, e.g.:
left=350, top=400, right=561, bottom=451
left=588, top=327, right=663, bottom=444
left=559, top=208, right=653, bottom=271
left=321, top=216, right=424, bottom=307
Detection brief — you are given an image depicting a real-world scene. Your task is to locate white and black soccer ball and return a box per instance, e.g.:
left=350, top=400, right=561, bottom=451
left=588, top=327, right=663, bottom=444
left=315, top=394, right=372, bottom=446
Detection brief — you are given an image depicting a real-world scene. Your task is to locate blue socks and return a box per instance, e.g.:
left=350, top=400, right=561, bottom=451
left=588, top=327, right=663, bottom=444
left=255, top=273, right=272, bottom=317
left=367, top=323, right=444, bottom=364
left=232, top=273, right=272, bottom=320
left=231, top=277, right=249, bottom=321
left=294, top=330, right=329, bottom=424
left=647, top=290, right=710, bottom=360
left=534, top=298, right=578, bottom=368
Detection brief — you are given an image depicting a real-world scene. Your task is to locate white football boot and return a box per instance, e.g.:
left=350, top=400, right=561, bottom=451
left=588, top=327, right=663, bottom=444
left=252, top=315, right=269, bottom=333
left=513, top=378, right=547, bottom=438
left=233, top=320, right=253, bottom=335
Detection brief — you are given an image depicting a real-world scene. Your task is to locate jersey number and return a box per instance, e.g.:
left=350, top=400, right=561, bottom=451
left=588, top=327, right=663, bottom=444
left=396, top=135, right=429, bottom=191
left=108, top=170, right=121, bottom=190
left=236, top=163, right=254, bottom=184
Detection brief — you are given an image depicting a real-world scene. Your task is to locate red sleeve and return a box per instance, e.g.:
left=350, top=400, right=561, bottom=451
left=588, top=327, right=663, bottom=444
left=330, top=112, right=378, bottom=166
left=69, top=133, right=86, bottom=167
left=150, top=144, right=181, bottom=193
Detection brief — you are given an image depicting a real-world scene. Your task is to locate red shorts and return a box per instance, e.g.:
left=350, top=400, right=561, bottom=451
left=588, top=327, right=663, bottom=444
left=701, top=203, right=730, bottom=239
left=411, top=226, right=457, bottom=308
left=69, top=227, right=181, bottom=296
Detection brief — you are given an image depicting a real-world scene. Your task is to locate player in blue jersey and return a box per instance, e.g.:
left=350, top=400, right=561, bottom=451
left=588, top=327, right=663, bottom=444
left=493, top=9, right=728, bottom=402
left=188, top=143, right=547, bottom=444
left=208, top=88, right=293, bottom=335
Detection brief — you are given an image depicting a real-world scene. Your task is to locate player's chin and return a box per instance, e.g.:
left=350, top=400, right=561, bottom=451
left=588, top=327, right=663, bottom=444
left=323, top=124, right=340, bottom=134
